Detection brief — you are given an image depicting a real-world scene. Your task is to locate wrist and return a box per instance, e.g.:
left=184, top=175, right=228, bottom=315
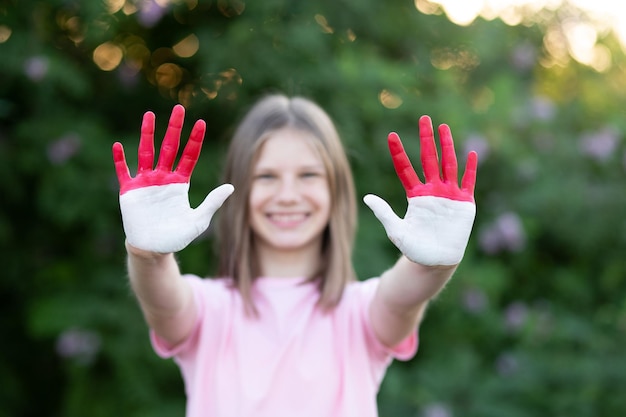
left=125, top=241, right=172, bottom=260
left=404, top=256, right=458, bottom=277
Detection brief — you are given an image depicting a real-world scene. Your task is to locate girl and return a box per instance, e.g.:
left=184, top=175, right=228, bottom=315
left=112, top=94, right=477, bottom=417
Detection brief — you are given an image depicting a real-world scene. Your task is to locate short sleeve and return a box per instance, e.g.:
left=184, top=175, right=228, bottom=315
left=150, top=274, right=206, bottom=359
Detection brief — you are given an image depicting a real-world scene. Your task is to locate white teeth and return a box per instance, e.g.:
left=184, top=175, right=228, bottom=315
left=269, top=213, right=306, bottom=222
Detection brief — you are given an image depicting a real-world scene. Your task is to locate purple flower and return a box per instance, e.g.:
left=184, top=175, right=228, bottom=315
left=462, top=287, right=488, bottom=314
left=529, top=96, right=556, bottom=121
left=137, top=0, right=168, bottom=27
left=478, top=212, right=526, bottom=255
left=495, top=352, right=519, bottom=376
left=504, top=301, right=528, bottom=331
left=56, top=328, right=101, bottom=364
left=463, top=133, right=489, bottom=164
left=422, top=403, right=453, bottom=417
left=117, top=62, right=140, bottom=88
left=510, top=41, right=537, bottom=71
left=47, top=133, right=81, bottom=164
left=24, top=56, right=49, bottom=81
left=579, top=126, right=620, bottom=162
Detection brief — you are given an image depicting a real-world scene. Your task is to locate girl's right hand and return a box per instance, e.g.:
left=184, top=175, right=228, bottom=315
left=112, top=104, right=234, bottom=254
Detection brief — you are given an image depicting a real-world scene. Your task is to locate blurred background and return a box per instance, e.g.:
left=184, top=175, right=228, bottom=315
left=1, top=0, right=626, bottom=416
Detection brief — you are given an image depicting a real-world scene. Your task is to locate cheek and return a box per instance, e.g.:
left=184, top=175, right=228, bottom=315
left=315, top=186, right=332, bottom=217
left=248, top=190, right=259, bottom=210
left=248, top=185, right=270, bottom=210
left=247, top=189, right=265, bottom=227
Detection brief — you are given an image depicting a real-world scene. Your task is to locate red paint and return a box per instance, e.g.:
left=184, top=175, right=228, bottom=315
left=112, top=104, right=207, bottom=195
left=388, top=115, right=477, bottom=202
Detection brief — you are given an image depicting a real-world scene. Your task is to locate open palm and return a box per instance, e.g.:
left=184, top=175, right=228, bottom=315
left=364, top=116, right=478, bottom=266
left=112, top=105, right=233, bottom=253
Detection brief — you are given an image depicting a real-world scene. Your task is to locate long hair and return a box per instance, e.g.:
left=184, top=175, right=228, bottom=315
left=216, top=94, right=357, bottom=316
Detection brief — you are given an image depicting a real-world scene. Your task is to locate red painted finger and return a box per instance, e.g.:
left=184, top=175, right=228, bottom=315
left=388, top=132, right=422, bottom=194
left=438, top=123, right=458, bottom=184
left=156, top=104, right=184, bottom=172
left=138, top=111, right=155, bottom=173
left=176, top=119, right=206, bottom=180
left=112, top=142, right=132, bottom=192
left=461, top=150, right=478, bottom=196
left=418, top=115, right=441, bottom=183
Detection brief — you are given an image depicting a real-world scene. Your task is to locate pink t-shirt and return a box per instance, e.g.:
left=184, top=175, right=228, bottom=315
left=151, top=275, right=418, bottom=417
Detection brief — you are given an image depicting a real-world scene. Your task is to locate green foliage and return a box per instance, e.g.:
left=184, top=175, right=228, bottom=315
left=2, top=0, right=626, bottom=415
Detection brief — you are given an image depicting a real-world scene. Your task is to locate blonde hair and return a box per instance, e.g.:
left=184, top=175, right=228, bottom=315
left=216, top=94, right=357, bottom=315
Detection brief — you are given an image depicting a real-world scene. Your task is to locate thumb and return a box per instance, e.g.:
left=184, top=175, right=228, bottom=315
left=363, top=194, right=402, bottom=233
left=195, top=183, right=235, bottom=220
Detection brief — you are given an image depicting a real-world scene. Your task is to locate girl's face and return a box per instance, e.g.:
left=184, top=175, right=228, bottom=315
left=249, top=128, right=331, bottom=258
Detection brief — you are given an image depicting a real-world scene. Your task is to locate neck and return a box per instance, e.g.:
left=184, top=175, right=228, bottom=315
left=256, top=244, right=322, bottom=278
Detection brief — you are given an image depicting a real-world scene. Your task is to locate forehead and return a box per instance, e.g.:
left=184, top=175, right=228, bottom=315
left=254, top=128, right=324, bottom=168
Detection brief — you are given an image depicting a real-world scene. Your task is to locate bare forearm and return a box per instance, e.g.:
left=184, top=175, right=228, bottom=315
left=126, top=242, right=196, bottom=344
left=378, top=256, right=456, bottom=314
left=371, top=256, right=457, bottom=347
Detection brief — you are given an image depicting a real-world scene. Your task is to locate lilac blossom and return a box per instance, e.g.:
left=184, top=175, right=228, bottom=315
left=24, top=56, right=49, bottom=82
left=117, top=63, right=140, bottom=88
left=462, top=287, right=488, bottom=314
left=47, top=133, right=81, bottom=164
left=137, top=0, right=169, bottom=28
left=495, top=352, right=520, bottom=376
left=478, top=212, right=526, bottom=255
left=504, top=301, right=529, bottom=332
left=463, top=133, right=489, bottom=164
left=529, top=96, right=556, bottom=122
left=56, top=328, right=101, bottom=364
left=511, top=41, right=537, bottom=72
left=579, top=126, right=620, bottom=162
left=422, top=403, right=453, bottom=417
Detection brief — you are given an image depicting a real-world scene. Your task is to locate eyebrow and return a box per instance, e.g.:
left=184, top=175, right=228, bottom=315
left=253, top=164, right=325, bottom=172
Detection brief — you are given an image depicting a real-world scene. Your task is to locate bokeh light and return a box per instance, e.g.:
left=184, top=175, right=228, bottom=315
left=0, top=25, right=12, bottom=43
left=155, top=63, right=183, bottom=89
left=93, top=42, right=124, bottom=71
left=104, top=0, right=126, bottom=14
left=419, top=0, right=626, bottom=70
left=379, top=90, right=403, bottom=109
left=173, top=34, right=199, bottom=58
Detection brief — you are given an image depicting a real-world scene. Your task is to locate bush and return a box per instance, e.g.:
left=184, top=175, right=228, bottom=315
left=1, top=1, right=625, bottom=416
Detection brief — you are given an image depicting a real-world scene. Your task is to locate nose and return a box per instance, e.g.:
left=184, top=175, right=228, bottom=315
left=275, top=176, right=300, bottom=203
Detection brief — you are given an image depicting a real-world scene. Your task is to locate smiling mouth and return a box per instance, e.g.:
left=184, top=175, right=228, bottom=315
left=268, top=213, right=309, bottom=227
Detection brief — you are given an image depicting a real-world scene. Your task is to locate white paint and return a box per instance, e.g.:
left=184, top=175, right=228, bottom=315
left=363, top=194, right=476, bottom=266
left=119, top=182, right=234, bottom=253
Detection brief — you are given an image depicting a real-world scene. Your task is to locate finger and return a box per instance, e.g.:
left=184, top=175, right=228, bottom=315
left=138, top=111, right=155, bottom=172
left=363, top=194, right=402, bottom=233
left=196, top=184, right=235, bottom=219
left=176, top=119, right=206, bottom=180
left=418, top=115, right=441, bottom=183
left=461, top=151, right=478, bottom=196
left=438, top=124, right=458, bottom=183
left=156, top=104, right=184, bottom=171
left=388, top=132, right=422, bottom=194
left=112, top=142, right=132, bottom=191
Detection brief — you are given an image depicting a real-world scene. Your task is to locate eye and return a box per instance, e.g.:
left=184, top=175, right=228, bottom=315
left=301, top=172, right=320, bottom=178
left=254, top=173, right=276, bottom=181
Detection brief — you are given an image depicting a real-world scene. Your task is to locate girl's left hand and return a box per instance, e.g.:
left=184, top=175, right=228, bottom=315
left=363, top=116, right=478, bottom=266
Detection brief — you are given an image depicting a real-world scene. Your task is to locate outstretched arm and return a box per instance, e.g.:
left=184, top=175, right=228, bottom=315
left=113, top=105, right=233, bottom=346
left=364, top=115, right=477, bottom=348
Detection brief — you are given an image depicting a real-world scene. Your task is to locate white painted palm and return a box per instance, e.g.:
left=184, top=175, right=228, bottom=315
left=364, top=117, right=478, bottom=266
left=112, top=105, right=233, bottom=254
